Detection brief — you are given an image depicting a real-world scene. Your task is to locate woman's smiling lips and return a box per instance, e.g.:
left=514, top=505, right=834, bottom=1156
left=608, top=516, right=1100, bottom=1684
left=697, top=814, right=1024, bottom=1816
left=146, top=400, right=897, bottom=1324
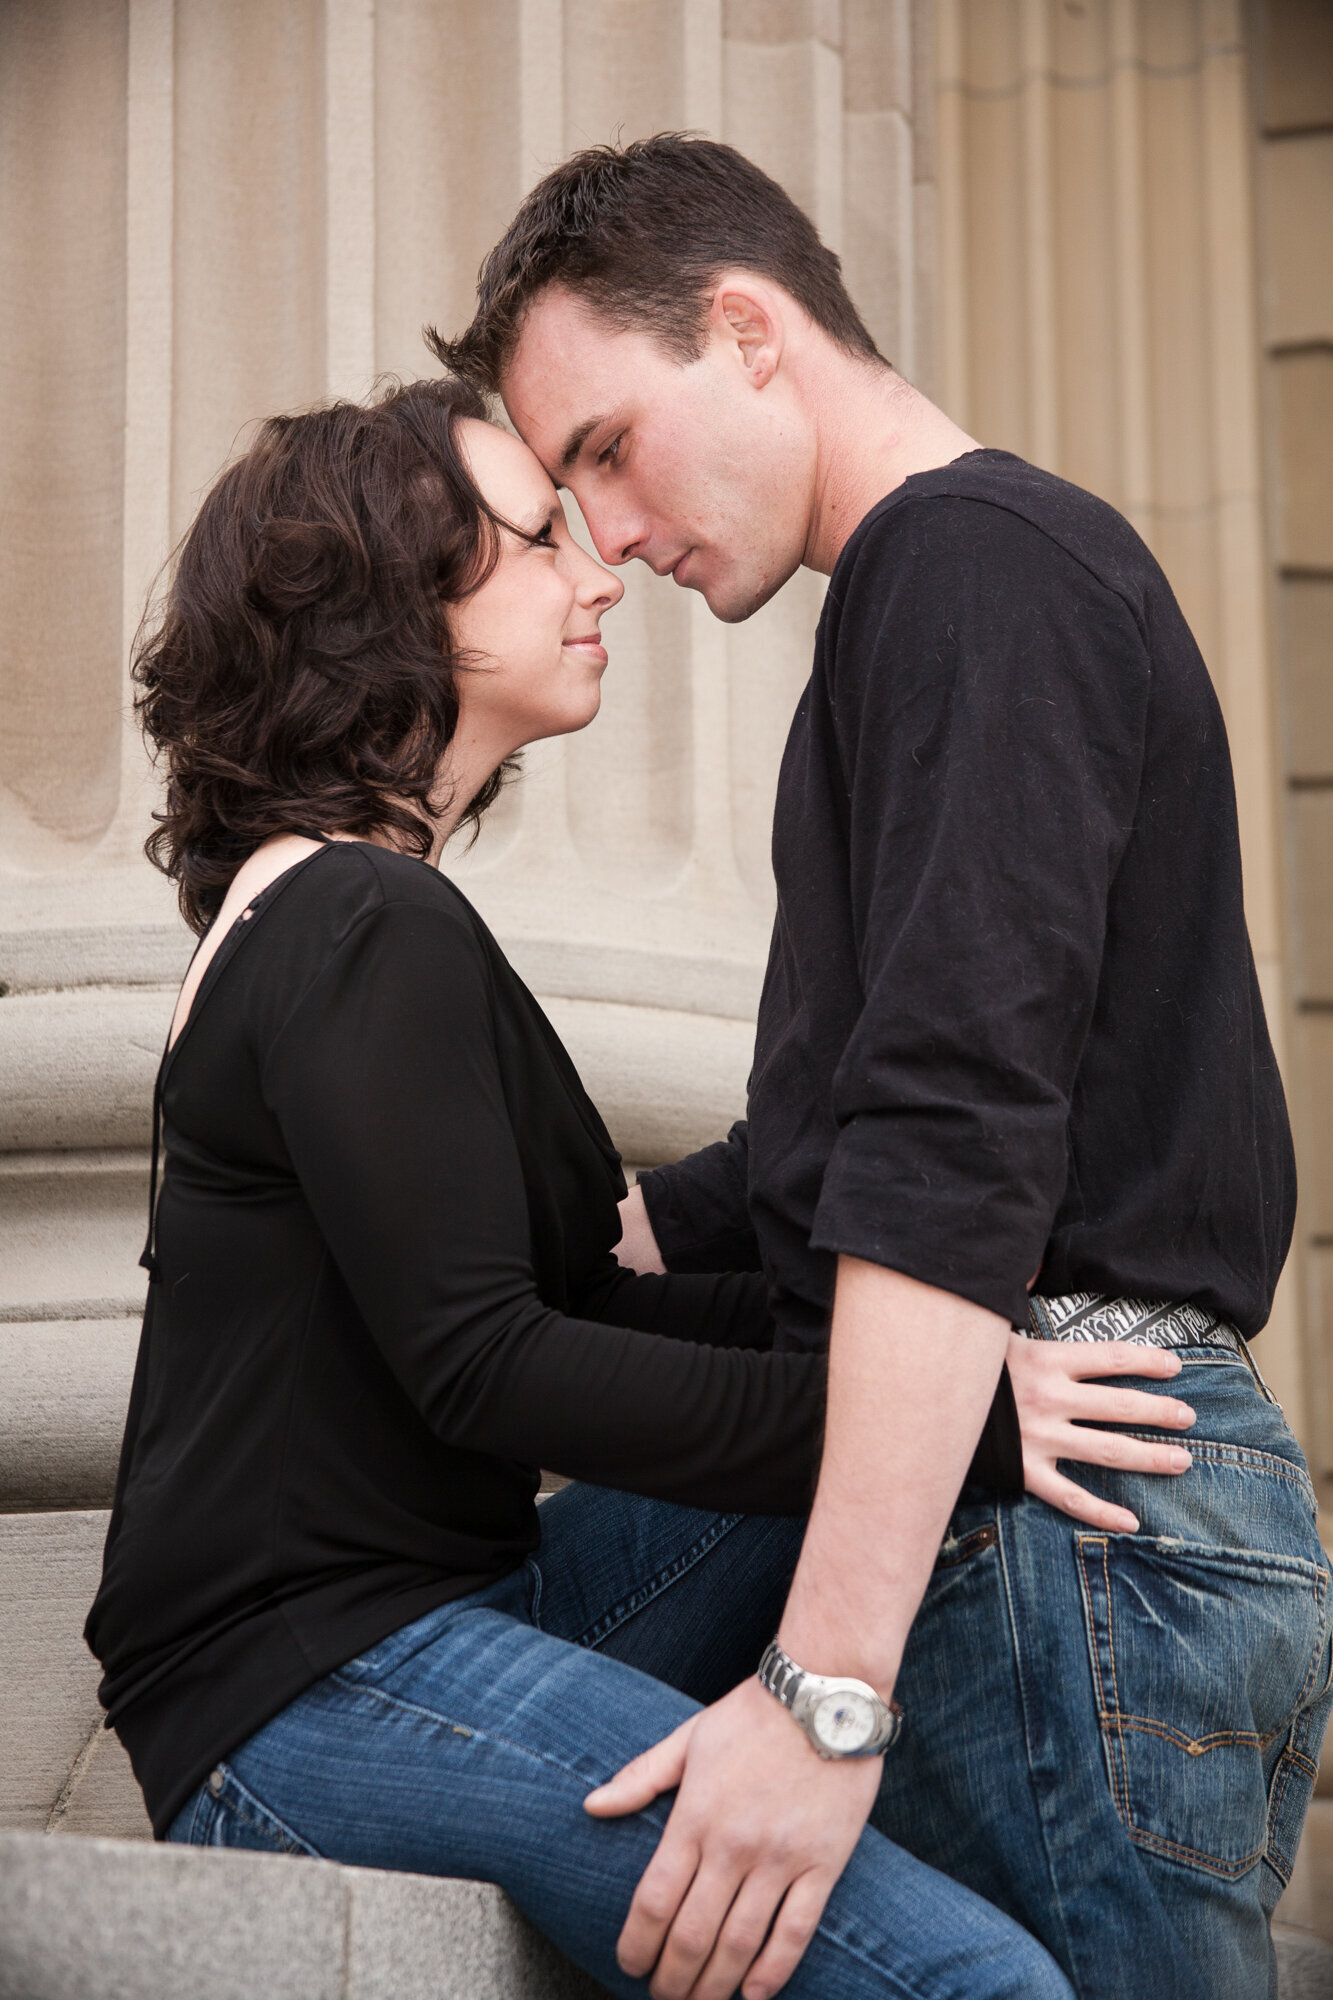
left=562, top=633, right=607, bottom=664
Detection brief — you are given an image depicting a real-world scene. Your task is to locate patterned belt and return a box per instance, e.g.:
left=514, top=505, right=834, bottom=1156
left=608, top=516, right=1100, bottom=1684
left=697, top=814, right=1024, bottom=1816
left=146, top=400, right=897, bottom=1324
left=1025, top=1292, right=1242, bottom=1353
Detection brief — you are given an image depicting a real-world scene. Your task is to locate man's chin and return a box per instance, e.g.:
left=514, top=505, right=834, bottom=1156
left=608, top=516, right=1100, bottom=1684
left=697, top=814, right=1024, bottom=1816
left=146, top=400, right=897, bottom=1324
left=693, top=571, right=791, bottom=625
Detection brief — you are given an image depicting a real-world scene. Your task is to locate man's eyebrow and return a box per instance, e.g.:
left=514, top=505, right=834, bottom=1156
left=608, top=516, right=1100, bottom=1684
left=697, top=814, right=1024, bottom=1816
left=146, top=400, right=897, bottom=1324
left=558, top=414, right=610, bottom=473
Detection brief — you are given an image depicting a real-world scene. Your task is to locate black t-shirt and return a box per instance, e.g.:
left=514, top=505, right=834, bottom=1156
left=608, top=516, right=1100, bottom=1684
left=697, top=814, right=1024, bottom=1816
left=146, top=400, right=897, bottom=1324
left=642, top=452, right=1295, bottom=1343
left=87, top=844, right=831, bottom=1836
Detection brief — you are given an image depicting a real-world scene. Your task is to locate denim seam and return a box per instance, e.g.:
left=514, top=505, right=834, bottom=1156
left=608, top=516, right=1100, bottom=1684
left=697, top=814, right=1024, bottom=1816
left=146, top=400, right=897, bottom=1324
left=323, top=1669, right=663, bottom=1805
left=994, top=1510, right=1083, bottom=1981
left=187, top=1786, right=214, bottom=1843
left=1121, top=1825, right=1266, bottom=1880
left=564, top=1511, right=747, bottom=1651
left=1090, top=1539, right=1132, bottom=1823
left=216, top=1767, right=322, bottom=1856
left=1106, top=1434, right=1317, bottom=1504
left=1265, top=1740, right=1321, bottom=1883
left=1107, top=1714, right=1277, bottom=1754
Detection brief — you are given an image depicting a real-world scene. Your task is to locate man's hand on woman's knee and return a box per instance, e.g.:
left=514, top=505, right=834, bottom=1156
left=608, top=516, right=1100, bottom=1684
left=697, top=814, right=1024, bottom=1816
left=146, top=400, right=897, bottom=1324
left=584, top=1676, right=878, bottom=2000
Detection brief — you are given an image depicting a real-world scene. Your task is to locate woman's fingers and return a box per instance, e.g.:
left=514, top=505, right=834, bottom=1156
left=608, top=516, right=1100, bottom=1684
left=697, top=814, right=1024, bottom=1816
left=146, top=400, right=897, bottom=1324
left=1069, top=1383, right=1196, bottom=1430
left=1056, top=1339, right=1182, bottom=1380
left=1024, top=1459, right=1140, bottom=1533
left=739, top=1870, right=834, bottom=2000
left=585, top=1716, right=697, bottom=1818
left=1055, top=1425, right=1193, bottom=1476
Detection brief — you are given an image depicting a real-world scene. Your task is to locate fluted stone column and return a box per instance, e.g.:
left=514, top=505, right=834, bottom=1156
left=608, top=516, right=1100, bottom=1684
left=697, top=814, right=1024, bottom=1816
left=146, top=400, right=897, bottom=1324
left=0, top=0, right=936, bottom=1839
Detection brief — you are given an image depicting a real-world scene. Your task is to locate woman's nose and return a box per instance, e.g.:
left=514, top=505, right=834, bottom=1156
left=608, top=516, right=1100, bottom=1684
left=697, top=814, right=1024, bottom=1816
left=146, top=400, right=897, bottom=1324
left=579, top=554, right=624, bottom=612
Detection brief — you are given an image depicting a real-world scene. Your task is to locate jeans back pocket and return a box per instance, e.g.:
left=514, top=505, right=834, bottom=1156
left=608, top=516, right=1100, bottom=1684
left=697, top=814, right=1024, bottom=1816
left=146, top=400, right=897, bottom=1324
left=1076, top=1531, right=1329, bottom=1880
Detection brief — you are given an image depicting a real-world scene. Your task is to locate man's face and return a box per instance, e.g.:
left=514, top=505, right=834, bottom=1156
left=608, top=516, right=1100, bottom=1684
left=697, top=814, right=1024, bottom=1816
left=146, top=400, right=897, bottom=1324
left=500, top=287, right=813, bottom=624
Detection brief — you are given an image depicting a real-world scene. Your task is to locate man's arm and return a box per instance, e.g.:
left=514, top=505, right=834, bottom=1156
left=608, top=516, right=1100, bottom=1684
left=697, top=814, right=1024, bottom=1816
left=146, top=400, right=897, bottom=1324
left=587, top=1258, right=1007, bottom=2000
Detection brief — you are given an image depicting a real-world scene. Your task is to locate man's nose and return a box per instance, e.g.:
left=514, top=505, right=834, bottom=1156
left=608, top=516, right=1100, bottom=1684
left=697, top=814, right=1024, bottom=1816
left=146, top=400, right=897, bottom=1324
left=579, top=494, right=646, bottom=569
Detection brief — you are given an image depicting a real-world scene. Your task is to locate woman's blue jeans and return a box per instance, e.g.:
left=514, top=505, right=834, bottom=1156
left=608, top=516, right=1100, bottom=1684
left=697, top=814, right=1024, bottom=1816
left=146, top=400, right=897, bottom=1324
left=166, top=1505, right=1071, bottom=1998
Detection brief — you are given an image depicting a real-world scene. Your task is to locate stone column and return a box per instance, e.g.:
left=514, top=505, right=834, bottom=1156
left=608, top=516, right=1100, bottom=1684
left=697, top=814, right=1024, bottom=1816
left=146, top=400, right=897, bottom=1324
left=0, top=0, right=935, bottom=1836
left=1251, top=0, right=1333, bottom=1516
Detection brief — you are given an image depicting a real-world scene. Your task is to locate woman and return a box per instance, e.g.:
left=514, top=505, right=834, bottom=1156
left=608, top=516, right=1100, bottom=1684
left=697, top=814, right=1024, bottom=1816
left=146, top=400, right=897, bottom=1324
left=87, top=379, right=1195, bottom=2000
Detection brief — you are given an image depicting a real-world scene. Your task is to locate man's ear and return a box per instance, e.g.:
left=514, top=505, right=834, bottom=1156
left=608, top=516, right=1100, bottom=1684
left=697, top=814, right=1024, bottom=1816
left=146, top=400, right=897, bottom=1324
left=713, top=284, right=783, bottom=389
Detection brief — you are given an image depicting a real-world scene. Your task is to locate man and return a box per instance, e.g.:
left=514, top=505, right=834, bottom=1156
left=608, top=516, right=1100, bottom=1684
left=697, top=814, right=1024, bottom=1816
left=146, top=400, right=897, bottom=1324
left=434, top=136, right=1330, bottom=2000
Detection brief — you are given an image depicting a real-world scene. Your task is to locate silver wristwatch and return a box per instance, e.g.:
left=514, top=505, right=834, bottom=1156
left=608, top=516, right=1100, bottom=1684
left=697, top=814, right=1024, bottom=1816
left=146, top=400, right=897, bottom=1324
left=757, top=1640, right=903, bottom=1759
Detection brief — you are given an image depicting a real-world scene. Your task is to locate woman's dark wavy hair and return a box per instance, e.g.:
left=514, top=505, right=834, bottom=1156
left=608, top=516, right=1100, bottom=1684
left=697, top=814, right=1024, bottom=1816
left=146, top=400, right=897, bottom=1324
left=134, top=376, right=514, bottom=934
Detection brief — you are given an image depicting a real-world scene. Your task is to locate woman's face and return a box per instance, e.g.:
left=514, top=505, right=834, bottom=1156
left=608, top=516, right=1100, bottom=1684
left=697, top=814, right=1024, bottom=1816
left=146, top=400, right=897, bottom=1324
left=450, top=418, right=624, bottom=757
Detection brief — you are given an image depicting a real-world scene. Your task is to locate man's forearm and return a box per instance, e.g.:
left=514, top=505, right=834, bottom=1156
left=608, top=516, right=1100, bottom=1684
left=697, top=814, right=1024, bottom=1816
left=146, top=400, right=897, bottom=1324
left=778, top=1256, right=1009, bottom=1696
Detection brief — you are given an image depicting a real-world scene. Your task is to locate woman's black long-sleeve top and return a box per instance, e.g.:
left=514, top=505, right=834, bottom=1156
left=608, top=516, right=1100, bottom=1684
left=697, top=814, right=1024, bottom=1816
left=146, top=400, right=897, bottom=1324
left=86, top=843, right=828, bottom=1835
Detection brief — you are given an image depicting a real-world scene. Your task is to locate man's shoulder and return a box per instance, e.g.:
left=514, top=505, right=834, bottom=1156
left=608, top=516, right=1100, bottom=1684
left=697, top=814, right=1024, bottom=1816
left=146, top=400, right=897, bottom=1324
left=836, top=451, right=1158, bottom=623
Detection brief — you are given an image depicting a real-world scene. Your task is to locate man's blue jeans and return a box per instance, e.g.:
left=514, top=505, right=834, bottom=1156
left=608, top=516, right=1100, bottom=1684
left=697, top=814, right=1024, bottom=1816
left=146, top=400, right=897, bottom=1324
left=574, top=1348, right=1329, bottom=2000
left=166, top=1509, right=1070, bottom=1999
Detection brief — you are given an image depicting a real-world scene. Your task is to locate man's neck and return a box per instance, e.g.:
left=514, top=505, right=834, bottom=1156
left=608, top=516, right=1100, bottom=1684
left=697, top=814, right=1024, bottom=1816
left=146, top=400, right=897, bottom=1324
left=802, top=361, right=982, bottom=576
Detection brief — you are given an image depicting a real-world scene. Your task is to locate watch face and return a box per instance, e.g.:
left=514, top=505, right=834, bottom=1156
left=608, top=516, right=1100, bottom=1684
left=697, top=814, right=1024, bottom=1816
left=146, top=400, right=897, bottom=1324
left=811, top=1688, right=877, bottom=1755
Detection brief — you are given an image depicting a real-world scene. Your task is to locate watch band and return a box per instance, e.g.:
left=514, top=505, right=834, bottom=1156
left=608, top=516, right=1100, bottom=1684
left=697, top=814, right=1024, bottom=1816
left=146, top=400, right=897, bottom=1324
left=757, top=1640, right=903, bottom=1759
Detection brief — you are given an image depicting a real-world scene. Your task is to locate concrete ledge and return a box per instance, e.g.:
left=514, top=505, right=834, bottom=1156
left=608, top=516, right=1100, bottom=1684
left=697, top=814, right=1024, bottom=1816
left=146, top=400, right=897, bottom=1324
left=0, top=1511, right=139, bottom=1833
left=0, top=1829, right=609, bottom=1999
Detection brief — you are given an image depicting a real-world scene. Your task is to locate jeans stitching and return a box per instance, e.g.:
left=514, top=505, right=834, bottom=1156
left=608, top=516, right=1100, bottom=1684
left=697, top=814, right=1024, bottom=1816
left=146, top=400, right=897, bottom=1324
left=1077, top=1537, right=1131, bottom=1825
left=1121, top=1824, right=1267, bottom=1880
left=1106, top=1713, right=1277, bottom=1754
left=188, top=1786, right=214, bottom=1843
left=215, top=1768, right=322, bottom=1856
left=1104, top=1435, right=1317, bottom=1504
left=566, top=1512, right=747, bottom=1651
left=995, top=1508, right=1083, bottom=1982
left=323, top=1669, right=661, bottom=1802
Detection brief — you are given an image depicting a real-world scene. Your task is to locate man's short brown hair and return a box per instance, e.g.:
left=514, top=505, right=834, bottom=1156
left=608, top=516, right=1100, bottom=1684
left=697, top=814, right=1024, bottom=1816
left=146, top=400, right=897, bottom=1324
left=429, top=133, right=883, bottom=393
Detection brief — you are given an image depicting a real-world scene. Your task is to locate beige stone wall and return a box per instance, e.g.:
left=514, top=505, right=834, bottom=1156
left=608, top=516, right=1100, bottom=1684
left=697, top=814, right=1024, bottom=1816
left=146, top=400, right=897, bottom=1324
left=1252, top=0, right=1333, bottom=1511
left=0, top=2, right=1326, bottom=1476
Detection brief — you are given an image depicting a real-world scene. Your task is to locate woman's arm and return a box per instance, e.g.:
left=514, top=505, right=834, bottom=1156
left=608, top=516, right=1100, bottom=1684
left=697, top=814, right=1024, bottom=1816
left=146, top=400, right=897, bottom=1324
left=263, top=899, right=822, bottom=1515
left=572, top=1261, right=776, bottom=1348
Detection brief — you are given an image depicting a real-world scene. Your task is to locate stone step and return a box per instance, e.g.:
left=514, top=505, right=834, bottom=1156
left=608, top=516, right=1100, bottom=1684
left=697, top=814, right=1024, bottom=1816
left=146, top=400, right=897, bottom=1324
left=0, top=1151, right=149, bottom=1324
left=0, top=1829, right=609, bottom=1999
left=0, top=983, right=749, bottom=1161
left=0, top=1321, right=139, bottom=1511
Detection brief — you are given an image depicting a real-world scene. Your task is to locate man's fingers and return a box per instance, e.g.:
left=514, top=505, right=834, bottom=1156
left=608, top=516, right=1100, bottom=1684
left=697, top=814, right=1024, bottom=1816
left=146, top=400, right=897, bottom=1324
left=739, top=1870, right=833, bottom=2000
left=646, top=1860, right=748, bottom=2000
left=1025, top=1461, right=1140, bottom=1533
left=685, top=1868, right=791, bottom=2000
left=585, top=1716, right=697, bottom=1818
left=616, top=1833, right=702, bottom=1981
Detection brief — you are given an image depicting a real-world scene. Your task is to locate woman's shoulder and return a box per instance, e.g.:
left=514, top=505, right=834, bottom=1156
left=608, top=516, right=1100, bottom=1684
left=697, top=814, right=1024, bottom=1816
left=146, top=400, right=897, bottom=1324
left=288, top=841, right=479, bottom=931
left=247, top=842, right=493, bottom=999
